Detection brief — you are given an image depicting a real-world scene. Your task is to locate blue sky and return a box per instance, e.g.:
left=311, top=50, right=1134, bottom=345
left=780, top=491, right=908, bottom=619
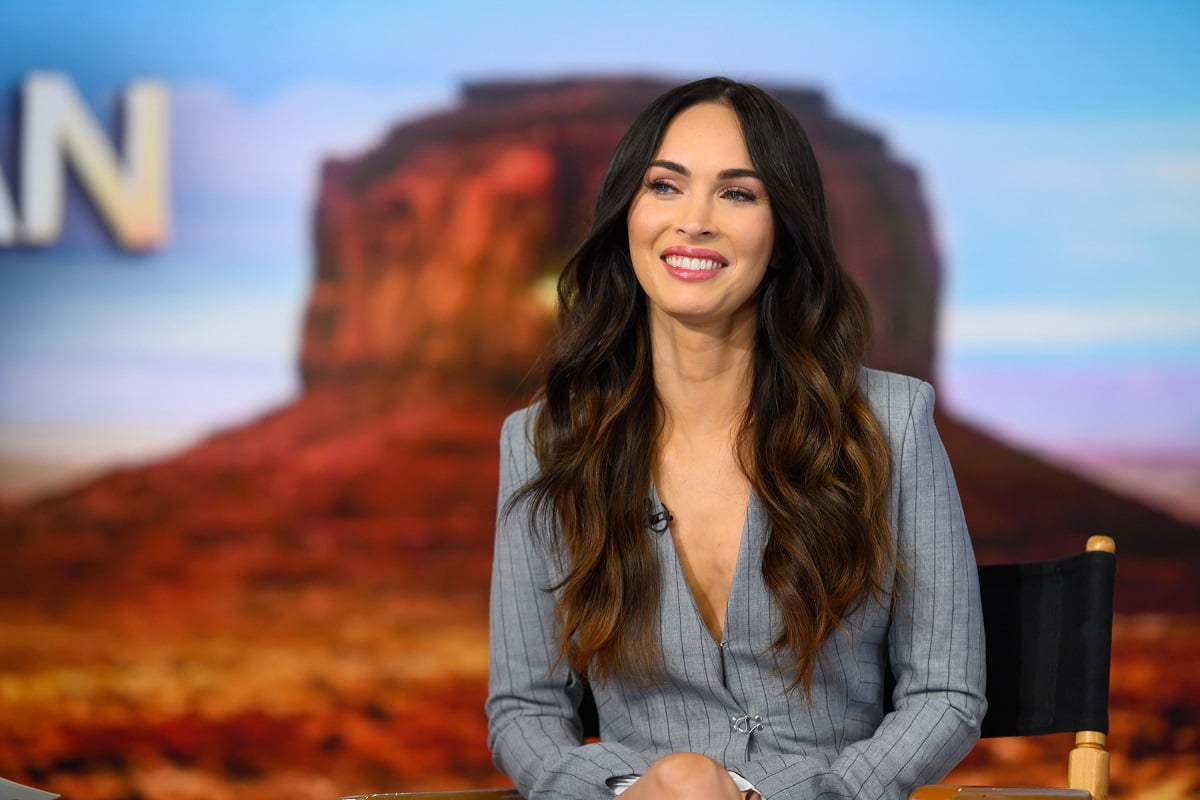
left=1, top=1, right=1198, bottom=494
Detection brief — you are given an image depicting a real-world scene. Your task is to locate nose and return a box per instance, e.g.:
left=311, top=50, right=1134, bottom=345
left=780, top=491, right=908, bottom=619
left=677, top=195, right=716, bottom=238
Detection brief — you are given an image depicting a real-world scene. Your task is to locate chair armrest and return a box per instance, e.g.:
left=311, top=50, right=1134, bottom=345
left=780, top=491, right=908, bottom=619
left=911, top=787, right=1091, bottom=800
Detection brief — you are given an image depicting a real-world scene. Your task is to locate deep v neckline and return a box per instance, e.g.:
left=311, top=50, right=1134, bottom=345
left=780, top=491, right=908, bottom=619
left=651, top=480, right=755, bottom=645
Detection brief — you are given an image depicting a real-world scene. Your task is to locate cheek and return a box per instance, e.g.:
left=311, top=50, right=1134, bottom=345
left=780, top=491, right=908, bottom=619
left=626, top=207, right=655, bottom=277
left=755, top=217, right=776, bottom=264
left=730, top=215, right=775, bottom=262
left=627, top=198, right=674, bottom=248
left=626, top=215, right=650, bottom=252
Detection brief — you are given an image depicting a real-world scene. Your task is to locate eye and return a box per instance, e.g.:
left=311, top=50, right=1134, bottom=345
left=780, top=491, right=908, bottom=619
left=645, top=178, right=679, bottom=195
left=721, top=187, right=759, bottom=203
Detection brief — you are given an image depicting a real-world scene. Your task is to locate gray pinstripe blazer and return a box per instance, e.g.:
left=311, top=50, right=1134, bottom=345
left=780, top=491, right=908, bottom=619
left=487, top=368, right=986, bottom=799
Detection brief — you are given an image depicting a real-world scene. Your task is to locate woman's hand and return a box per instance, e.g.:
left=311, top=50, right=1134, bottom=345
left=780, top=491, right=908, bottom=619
left=620, top=752, right=750, bottom=800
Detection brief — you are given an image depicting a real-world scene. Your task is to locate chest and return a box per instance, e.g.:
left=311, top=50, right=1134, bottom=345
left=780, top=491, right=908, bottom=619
left=655, top=449, right=752, bottom=641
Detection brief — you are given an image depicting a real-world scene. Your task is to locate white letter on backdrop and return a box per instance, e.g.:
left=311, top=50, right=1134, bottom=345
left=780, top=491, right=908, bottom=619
left=20, top=72, right=170, bottom=250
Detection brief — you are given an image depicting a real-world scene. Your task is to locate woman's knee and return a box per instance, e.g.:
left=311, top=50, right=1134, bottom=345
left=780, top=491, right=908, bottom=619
left=640, top=752, right=738, bottom=797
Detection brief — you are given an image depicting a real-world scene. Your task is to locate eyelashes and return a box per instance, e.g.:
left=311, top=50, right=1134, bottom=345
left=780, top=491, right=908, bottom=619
left=721, top=187, right=760, bottom=203
left=646, top=178, right=677, bottom=195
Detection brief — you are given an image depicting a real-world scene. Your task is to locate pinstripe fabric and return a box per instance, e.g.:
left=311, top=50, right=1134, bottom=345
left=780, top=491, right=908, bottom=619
left=486, top=368, right=986, bottom=799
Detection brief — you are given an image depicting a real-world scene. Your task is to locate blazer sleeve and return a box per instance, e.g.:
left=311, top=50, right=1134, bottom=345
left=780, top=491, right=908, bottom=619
left=733, top=376, right=987, bottom=799
left=486, top=409, right=655, bottom=799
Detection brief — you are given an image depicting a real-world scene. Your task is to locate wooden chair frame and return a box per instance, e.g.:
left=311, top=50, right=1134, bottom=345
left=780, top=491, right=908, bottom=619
left=911, top=536, right=1115, bottom=800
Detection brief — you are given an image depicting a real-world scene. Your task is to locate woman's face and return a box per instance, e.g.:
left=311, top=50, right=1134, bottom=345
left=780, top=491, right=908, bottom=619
left=627, top=101, right=774, bottom=334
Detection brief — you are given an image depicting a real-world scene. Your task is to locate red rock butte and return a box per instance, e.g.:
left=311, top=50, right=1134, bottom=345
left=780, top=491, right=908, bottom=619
left=302, top=77, right=941, bottom=389
left=296, top=76, right=1199, bottom=592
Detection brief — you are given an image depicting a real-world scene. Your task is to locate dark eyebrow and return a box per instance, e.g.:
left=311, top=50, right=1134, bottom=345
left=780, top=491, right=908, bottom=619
left=647, top=160, right=762, bottom=181
left=718, top=167, right=762, bottom=181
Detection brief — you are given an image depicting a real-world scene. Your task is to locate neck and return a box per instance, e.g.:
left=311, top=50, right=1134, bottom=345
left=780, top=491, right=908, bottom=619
left=649, top=309, right=756, bottom=438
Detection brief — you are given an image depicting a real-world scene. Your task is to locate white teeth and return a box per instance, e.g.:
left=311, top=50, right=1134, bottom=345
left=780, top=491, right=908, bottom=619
left=664, top=255, right=725, bottom=271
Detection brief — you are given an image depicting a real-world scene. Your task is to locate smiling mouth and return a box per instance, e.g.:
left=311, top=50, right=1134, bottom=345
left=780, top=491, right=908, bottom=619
left=662, top=254, right=727, bottom=271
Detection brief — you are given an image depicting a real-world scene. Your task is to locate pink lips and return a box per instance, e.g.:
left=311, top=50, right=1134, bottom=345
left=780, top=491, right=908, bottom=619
left=659, top=246, right=729, bottom=282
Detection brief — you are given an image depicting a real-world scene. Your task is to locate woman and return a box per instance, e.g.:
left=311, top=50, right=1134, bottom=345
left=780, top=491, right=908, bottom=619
left=486, top=77, right=985, bottom=800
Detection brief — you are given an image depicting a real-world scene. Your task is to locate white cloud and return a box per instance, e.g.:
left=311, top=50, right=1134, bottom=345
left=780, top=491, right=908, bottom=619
left=170, top=80, right=455, bottom=198
left=1051, top=237, right=1150, bottom=267
left=1007, top=156, right=1200, bottom=193
left=881, top=115, right=1200, bottom=208
left=1009, top=154, right=1200, bottom=224
left=1127, top=155, right=1200, bottom=189
left=938, top=362, right=1200, bottom=456
left=942, top=304, right=1200, bottom=350
left=876, top=113, right=1200, bottom=321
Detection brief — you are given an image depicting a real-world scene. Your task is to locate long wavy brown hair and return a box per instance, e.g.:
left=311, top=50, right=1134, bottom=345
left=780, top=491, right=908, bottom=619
left=509, top=77, right=892, bottom=696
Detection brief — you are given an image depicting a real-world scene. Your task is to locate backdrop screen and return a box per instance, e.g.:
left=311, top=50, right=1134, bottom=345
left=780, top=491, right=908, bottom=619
left=1, top=3, right=1197, bottom=799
